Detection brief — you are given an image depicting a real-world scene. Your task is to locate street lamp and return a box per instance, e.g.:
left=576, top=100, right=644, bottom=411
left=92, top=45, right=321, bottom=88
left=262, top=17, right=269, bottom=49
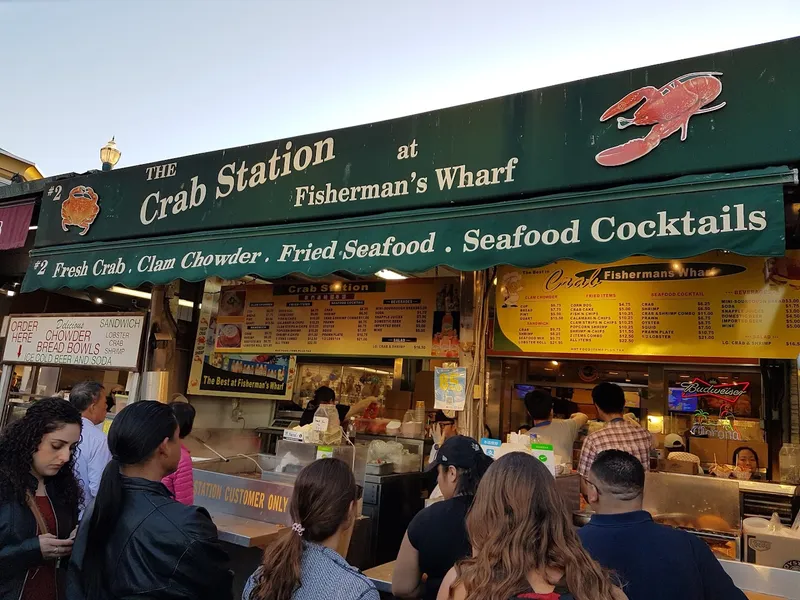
left=100, top=137, right=121, bottom=171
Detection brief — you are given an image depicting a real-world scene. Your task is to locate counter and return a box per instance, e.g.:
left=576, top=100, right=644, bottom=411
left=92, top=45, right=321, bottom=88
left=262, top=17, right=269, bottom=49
left=363, top=560, right=800, bottom=599
left=208, top=511, right=284, bottom=548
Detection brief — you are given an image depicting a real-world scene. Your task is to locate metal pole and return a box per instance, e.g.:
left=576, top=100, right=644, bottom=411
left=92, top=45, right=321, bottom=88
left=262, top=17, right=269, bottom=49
left=0, top=364, right=14, bottom=429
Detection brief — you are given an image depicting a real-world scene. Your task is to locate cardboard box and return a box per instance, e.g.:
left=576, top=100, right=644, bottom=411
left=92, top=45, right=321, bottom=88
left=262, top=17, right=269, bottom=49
left=384, top=390, right=413, bottom=412
left=657, top=459, right=699, bottom=475
left=744, top=530, right=800, bottom=571
left=414, top=371, right=436, bottom=410
left=689, top=438, right=729, bottom=464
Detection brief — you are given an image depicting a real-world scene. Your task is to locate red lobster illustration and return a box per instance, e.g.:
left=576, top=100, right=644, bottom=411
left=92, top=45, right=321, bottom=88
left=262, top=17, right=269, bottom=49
left=595, top=72, right=725, bottom=167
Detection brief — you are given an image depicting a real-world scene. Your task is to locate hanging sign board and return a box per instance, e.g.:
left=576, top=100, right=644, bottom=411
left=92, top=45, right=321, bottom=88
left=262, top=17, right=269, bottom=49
left=2, top=313, right=145, bottom=370
left=434, top=367, right=467, bottom=411
left=212, top=279, right=460, bottom=358
left=493, top=251, right=800, bottom=360
left=187, top=278, right=295, bottom=400
left=30, top=37, right=800, bottom=249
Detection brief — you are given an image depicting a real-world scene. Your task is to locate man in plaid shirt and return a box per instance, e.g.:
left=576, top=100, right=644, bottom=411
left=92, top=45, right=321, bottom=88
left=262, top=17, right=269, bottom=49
left=578, top=382, right=652, bottom=479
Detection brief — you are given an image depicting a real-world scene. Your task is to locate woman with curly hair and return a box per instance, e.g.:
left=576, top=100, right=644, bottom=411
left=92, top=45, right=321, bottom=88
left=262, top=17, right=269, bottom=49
left=438, top=452, right=626, bottom=600
left=0, top=397, right=83, bottom=600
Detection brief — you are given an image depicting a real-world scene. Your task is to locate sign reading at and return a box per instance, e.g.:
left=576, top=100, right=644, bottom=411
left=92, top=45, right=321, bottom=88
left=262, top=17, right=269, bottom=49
left=212, top=280, right=459, bottom=358
left=493, top=252, right=800, bottom=359
left=2, top=314, right=145, bottom=369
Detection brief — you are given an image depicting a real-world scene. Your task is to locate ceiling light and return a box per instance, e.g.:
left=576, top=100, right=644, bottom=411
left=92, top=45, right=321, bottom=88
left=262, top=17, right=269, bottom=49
left=94, top=297, right=103, bottom=304
left=672, top=262, right=682, bottom=270
left=6, top=290, right=16, bottom=297
left=679, top=374, right=690, bottom=379
left=375, top=269, right=407, bottom=280
left=108, top=286, right=196, bottom=308
left=550, top=360, right=559, bottom=366
left=28, top=225, right=37, bottom=231
left=609, top=371, right=619, bottom=375
left=109, top=286, right=151, bottom=300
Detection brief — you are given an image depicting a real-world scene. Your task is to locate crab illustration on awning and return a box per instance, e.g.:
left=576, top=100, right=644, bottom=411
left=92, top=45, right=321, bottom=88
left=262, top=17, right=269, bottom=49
left=595, top=72, right=726, bottom=167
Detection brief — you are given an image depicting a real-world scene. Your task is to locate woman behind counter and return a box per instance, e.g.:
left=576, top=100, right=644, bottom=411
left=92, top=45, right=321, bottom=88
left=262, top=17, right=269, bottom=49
left=67, top=401, right=232, bottom=600
left=244, top=458, right=378, bottom=600
left=393, top=436, right=492, bottom=600
left=0, top=398, right=83, bottom=600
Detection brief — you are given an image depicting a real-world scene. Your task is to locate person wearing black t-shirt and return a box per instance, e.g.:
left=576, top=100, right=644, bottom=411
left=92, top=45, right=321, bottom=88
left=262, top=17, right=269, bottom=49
left=298, top=386, right=372, bottom=427
left=393, top=435, right=493, bottom=600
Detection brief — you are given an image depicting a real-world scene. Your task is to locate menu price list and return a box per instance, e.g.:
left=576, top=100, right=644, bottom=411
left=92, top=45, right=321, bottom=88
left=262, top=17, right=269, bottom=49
left=219, top=286, right=436, bottom=357
left=506, top=295, right=800, bottom=357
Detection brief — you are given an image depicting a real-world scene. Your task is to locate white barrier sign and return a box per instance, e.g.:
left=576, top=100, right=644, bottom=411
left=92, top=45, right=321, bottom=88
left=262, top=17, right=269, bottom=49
left=2, top=314, right=145, bottom=370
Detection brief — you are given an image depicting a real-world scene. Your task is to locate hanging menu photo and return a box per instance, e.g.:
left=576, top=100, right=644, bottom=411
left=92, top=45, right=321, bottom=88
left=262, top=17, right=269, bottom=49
left=214, top=279, right=459, bottom=358
left=493, top=252, right=800, bottom=359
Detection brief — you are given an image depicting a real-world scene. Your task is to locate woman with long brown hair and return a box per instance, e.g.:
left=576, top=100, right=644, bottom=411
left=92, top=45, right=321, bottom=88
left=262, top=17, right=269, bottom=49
left=243, top=458, right=378, bottom=600
left=438, top=452, right=626, bottom=600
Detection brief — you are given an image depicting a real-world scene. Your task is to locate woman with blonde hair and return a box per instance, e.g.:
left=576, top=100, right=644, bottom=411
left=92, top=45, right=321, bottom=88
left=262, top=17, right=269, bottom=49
left=439, top=452, right=626, bottom=600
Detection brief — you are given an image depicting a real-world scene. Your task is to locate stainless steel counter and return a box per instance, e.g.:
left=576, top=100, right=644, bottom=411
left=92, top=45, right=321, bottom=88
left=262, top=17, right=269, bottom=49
left=721, top=559, right=800, bottom=599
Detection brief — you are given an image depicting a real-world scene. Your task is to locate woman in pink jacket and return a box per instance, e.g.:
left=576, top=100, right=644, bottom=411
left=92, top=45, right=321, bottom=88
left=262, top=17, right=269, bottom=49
left=161, top=401, right=196, bottom=505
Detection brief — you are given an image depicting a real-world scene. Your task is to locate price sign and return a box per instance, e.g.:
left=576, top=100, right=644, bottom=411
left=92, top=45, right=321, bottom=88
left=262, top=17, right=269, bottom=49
left=434, top=367, right=467, bottom=411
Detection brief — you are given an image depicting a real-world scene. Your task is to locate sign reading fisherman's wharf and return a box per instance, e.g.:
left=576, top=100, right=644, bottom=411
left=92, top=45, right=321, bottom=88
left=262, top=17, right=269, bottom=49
left=33, top=36, right=800, bottom=247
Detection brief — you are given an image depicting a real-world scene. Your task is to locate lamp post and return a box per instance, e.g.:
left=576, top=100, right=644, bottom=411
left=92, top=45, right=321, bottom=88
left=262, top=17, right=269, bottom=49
left=100, top=137, right=121, bottom=171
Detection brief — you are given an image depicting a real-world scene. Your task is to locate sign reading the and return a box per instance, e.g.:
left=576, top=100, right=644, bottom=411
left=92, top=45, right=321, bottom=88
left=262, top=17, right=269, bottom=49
left=493, top=252, right=800, bottom=360
left=2, top=314, right=145, bottom=369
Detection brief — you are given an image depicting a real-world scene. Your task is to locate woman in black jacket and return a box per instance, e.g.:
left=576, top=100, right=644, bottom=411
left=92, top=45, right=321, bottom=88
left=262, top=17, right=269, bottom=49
left=0, top=397, right=83, bottom=600
left=67, top=400, right=232, bottom=600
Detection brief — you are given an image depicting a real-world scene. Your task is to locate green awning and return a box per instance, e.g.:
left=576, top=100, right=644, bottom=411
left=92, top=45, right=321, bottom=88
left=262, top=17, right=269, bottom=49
left=22, top=168, right=794, bottom=292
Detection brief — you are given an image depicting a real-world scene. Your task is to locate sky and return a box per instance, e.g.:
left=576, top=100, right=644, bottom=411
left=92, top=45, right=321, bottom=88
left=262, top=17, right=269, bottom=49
left=2, top=0, right=800, bottom=176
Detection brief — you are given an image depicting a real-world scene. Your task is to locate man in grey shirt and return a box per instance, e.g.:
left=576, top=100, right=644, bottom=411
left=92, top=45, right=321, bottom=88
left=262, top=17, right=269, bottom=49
left=521, top=389, right=588, bottom=466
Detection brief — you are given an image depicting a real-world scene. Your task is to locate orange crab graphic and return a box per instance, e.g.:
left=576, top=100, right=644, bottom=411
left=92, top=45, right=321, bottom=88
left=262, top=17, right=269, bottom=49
left=61, top=185, right=100, bottom=235
left=595, top=72, right=726, bottom=167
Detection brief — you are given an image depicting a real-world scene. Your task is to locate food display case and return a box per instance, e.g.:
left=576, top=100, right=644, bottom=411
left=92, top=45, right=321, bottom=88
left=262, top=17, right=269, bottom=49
left=643, top=472, right=742, bottom=560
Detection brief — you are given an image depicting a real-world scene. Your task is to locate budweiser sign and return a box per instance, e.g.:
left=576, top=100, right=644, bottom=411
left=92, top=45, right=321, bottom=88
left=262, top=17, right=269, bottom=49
left=680, top=378, right=749, bottom=401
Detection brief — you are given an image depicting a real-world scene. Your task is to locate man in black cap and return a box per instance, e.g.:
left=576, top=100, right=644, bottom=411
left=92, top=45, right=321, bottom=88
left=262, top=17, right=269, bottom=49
left=394, top=435, right=493, bottom=600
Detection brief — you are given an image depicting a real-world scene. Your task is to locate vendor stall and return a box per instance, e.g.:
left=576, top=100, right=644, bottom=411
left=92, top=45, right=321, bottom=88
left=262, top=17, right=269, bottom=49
left=6, top=36, right=800, bottom=580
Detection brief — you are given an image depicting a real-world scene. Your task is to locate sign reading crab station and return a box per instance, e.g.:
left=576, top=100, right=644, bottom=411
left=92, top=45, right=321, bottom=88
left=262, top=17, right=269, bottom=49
left=2, top=314, right=145, bottom=370
left=29, top=37, right=800, bottom=252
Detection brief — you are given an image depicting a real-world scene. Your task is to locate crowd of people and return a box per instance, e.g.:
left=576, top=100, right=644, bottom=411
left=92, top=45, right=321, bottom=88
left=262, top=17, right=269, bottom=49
left=0, top=381, right=751, bottom=600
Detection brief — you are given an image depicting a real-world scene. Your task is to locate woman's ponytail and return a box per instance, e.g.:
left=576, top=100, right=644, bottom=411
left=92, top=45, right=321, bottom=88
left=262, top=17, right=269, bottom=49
left=250, top=458, right=357, bottom=600
left=83, top=458, right=123, bottom=597
left=250, top=527, right=304, bottom=600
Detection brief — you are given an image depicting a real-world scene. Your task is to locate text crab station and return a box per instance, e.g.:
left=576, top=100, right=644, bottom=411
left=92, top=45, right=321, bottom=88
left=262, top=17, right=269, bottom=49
left=47, top=202, right=769, bottom=280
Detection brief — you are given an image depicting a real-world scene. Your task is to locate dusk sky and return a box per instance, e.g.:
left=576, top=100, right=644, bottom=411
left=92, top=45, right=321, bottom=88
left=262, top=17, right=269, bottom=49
left=2, top=0, right=799, bottom=176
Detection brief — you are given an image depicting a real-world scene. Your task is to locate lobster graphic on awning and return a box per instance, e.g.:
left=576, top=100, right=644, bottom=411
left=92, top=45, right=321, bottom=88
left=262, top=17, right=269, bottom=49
left=595, top=72, right=726, bottom=167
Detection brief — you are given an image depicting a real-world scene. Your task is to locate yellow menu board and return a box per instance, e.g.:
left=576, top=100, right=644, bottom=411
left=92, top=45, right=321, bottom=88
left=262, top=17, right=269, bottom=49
left=214, top=279, right=460, bottom=358
left=493, top=252, right=800, bottom=359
